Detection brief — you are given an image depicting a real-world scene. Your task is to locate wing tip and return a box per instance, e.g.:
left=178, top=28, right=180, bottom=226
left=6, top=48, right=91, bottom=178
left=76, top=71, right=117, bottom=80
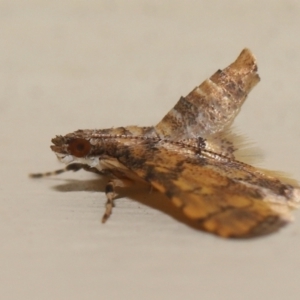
left=228, top=48, right=261, bottom=91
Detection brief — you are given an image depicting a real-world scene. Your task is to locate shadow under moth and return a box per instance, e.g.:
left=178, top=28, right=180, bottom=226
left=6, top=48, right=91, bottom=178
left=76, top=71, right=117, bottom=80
left=31, top=49, right=300, bottom=238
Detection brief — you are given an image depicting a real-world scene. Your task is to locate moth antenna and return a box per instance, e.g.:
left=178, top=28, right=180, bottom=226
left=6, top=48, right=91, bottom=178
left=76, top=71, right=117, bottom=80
left=29, top=163, right=84, bottom=178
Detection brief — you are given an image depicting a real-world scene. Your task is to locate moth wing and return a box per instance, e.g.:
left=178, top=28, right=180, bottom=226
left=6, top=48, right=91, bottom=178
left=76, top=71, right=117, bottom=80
left=118, top=144, right=296, bottom=238
left=155, top=49, right=260, bottom=141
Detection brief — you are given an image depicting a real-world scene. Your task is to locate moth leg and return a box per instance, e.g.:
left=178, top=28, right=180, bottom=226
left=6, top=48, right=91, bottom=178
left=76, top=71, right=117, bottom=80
left=30, top=163, right=109, bottom=178
left=102, top=180, right=116, bottom=223
left=29, top=163, right=84, bottom=178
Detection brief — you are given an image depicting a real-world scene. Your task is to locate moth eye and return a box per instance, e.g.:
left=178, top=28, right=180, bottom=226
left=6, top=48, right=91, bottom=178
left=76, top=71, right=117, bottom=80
left=68, top=138, right=91, bottom=157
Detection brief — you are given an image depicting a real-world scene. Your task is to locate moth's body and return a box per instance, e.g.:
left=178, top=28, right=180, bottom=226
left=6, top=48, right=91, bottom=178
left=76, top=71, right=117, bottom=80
left=31, top=49, right=300, bottom=238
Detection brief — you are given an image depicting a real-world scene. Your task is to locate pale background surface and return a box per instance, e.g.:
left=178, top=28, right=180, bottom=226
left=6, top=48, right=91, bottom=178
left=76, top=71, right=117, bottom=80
left=1, top=1, right=300, bottom=299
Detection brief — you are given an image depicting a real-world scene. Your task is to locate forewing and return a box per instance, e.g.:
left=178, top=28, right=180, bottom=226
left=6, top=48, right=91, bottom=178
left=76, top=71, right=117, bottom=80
left=117, top=142, right=296, bottom=238
left=155, top=49, right=260, bottom=140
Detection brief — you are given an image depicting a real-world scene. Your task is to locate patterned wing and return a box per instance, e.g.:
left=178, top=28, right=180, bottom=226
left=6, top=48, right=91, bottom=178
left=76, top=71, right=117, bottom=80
left=155, top=49, right=260, bottom=140
left=116, top=141, right=299, bottom=238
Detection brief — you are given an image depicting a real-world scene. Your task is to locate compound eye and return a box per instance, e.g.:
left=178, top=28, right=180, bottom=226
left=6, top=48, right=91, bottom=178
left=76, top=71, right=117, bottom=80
left=68, top=138, right=91, bottom=157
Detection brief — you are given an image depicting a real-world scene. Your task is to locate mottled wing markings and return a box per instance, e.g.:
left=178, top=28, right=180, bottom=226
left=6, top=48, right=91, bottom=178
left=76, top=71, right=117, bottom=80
left=116, top=141, right=295, bottom=237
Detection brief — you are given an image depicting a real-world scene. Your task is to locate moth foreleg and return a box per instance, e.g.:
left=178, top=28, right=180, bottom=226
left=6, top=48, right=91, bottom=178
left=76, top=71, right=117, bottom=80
left=102, top=180, right=116, bottom=223
left=29, top=163, right=84, bottom=178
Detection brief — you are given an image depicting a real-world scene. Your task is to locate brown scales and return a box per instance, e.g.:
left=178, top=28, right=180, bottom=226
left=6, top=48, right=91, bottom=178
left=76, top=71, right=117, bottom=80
left=30, top=49, right=300, bottom=238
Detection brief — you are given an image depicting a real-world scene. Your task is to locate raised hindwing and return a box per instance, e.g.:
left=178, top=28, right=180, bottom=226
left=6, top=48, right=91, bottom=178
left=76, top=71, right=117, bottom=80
left=154, top=49, right=260, bottom=159
left=155, top=49, right=260, bottom=140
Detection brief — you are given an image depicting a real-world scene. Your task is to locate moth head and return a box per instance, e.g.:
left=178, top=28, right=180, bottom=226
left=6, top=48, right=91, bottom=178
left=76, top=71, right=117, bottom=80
left=50, top=133, right=97, bottom=165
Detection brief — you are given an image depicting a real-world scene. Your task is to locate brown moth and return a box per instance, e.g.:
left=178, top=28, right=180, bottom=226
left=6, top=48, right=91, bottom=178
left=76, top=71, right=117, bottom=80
left=31, top=49, right=300, bottom=238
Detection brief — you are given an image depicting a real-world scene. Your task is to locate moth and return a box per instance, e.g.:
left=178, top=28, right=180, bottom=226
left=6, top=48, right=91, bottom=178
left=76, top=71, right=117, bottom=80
left=31, top=49, right=300, bottom=238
